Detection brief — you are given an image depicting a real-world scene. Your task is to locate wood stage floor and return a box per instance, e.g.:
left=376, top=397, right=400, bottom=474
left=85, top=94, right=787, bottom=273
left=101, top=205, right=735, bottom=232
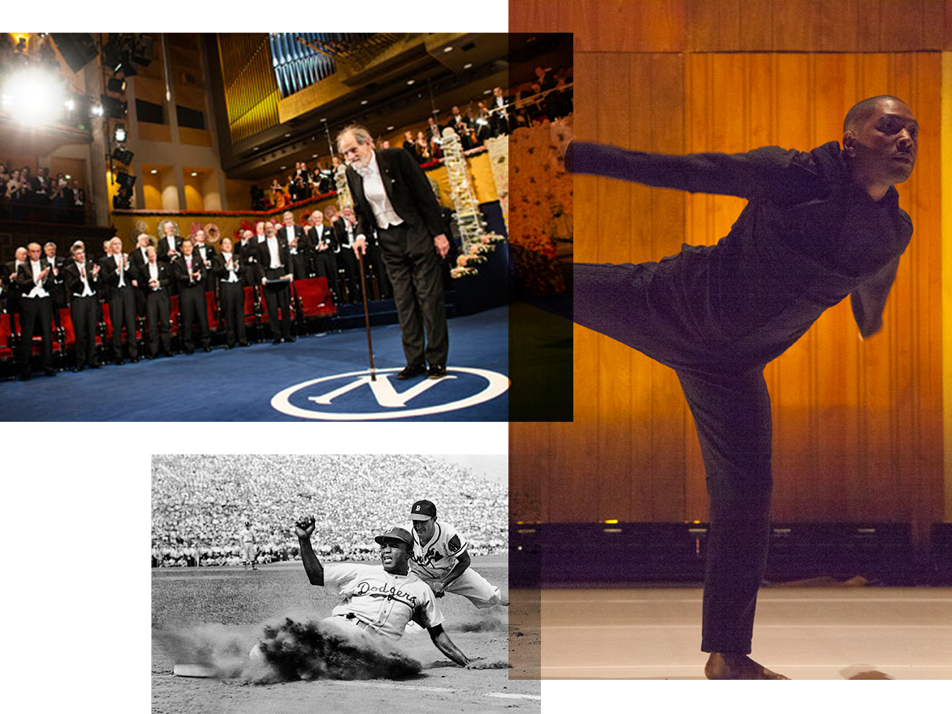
left=511, top=586, right=951, bottom=680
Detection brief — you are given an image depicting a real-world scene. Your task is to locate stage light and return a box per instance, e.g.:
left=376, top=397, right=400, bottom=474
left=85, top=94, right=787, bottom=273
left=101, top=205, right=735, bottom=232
left=107, top=77, right=126, bottom=93
left=91, top=104, right=104, bottom=117
left=100, top=94, right=127, bottom=119
left=112, top=146, right=134, bottom=165
left=2, top=66, right=66, bottom=126
left=115, top=171, right=136, bottom=189
left=113, top=124, right=127, bottom=142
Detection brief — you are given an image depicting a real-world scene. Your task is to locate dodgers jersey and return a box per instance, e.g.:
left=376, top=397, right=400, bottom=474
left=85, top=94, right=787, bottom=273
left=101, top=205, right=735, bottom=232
left=323, top=563, right=443, bottom=640
left=407, top=521, right=467, bottom=580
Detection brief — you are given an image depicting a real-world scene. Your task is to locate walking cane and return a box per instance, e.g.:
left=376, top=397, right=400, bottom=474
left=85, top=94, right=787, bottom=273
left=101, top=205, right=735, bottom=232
left=356, top=250, right=376, bottom=381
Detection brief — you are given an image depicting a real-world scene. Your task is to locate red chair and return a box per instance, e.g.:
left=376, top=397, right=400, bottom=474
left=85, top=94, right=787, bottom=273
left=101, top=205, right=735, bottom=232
left=292, top=277, right=338, bottom=333
left=56, top=307, right=77, bottom=370
left=0, top=313, right=15, bottom=377
left=205, top=290, right=222, bottom=334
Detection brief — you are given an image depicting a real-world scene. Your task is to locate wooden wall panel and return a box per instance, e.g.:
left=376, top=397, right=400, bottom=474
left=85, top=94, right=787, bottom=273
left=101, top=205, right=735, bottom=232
left=511, top=0, right=952, bottom=51
left=509, top=42, right=944, bottom=547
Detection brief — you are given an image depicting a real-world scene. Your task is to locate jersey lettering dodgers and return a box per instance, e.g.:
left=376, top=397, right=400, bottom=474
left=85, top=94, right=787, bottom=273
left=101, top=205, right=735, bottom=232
left=323, top=563, right=443, bottom=640
left=407, top=521, right=467, bottom=580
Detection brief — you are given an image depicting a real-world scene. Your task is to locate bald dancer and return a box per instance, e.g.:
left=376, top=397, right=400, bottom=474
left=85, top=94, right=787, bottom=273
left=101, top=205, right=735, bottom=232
left=561, top=96, right=919, bottom=679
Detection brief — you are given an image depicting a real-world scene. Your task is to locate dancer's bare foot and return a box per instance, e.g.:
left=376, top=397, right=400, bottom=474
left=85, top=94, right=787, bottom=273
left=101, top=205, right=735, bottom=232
left=705, top=653, right=790, bottom=680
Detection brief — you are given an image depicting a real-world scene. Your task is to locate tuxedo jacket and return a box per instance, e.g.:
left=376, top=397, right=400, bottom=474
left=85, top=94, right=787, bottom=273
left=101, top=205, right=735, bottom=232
left=171, top=254, right=208, bottom=290
left=256, top=236, right=292, bottom=276
left=306, top=224, right=337, bottom=252
left=138, top=261, right=173, bottom=293
left=16, top=259, right=54, bottom=294
left=277, top=224, right=309, bottom=251
left=99, top=254, right=137, bottom=299
left=129, top=246, right=152, bottom=273
left=211, top=253, right=244, bottom=285
left=62, top=260, right=101, bottom=297
left=157, top=235, right=183, bottom=262
left=344, top=148, right=444, bottom=248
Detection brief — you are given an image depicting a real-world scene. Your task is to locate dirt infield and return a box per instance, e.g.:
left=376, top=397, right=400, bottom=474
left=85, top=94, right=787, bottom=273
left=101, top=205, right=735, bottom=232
left=152, top=556, right=539, bottom=713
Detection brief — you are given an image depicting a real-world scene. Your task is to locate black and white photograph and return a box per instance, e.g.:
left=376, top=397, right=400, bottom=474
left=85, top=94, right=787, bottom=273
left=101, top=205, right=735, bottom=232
left=150, top=452, right=530, bottom=713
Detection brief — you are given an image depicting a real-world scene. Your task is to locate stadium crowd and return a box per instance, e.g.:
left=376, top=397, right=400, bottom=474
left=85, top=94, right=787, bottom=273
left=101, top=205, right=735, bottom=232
left=151, top=454, right=508, bottom=568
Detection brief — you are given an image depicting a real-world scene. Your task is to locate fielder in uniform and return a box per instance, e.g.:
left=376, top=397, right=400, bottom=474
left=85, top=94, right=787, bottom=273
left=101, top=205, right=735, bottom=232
left=293, top=517, right=471, bottom=666
left=407, top=500, right=508, bottom=608
left=241, top=522, right=257, bottom=570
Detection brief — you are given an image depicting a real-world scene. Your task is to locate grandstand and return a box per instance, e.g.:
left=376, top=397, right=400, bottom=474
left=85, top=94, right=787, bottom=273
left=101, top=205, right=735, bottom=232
left=151, top=453, right=507, bottom=567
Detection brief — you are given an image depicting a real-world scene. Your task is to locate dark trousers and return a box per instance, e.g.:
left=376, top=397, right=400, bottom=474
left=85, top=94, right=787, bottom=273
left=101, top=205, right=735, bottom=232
left=313, top=251, right=341, bottom=300
left=70, top=294, right=98, bottom=366
left=18, top=295, right=53, bottom=376
left=179, top=285, right=210, bottom=351
left=377, top=223, right=448, bottom=369
left=219, top=281, right=247, bottom=347
left=263, top=269, right=292, bottom=339
left=335, top=248, right=362, bottom=303
left=145, top=290, right=172, bottom=357
left=367, top=241, right=392, bottom=298
left=109, top=284, right=138, bottom=359
left=574, top=261, right=773, bottom=655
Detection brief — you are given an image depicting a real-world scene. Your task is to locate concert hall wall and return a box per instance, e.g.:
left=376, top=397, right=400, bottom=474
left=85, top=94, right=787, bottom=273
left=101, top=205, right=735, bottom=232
left=509, top=0, right=949, bottom=550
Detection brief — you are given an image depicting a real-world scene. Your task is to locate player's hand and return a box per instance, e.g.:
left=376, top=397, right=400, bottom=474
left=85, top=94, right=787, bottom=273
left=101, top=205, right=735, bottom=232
left=295, top=516, right=316, bottom=538
left=352, top=236, right=367, bottom=257
left=433, top=234, right=449, bottom=259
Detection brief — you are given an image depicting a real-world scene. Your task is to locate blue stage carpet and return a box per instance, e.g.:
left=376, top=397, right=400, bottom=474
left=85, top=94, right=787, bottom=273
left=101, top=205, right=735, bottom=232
left=1, top=307, right=508, bottom=422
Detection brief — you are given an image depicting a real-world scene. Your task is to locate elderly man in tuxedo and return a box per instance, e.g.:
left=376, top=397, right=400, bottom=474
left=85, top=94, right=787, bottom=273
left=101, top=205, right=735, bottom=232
left=62, top=241, right=101, bottom=371
left=172, top=239, right=212, bottom=354
left=139, top=245, right=174, bottom=358
left=100, top=236, right=139, bottom=365
left=15, top=242, right=56, bottom=379
left=256, top=220, right=294, bottom=344
left=338, top=124, right=449, bottom=379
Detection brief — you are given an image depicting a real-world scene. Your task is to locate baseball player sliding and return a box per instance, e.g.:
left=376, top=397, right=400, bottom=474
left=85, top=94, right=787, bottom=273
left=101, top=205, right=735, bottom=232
left=293, top=516, right=472, bottom=666
left=407, top=500, right=509, bottom=608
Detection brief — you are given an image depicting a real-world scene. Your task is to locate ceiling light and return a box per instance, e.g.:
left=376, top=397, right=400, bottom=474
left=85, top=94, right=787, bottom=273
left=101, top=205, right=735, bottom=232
left=190, top=171, right=198, bottom=177
left=444, top=46, right=453, bottom=53
left=150, top=169, right=158, bottom=174
left=406, top=79, right=415, bottom=86
left=463, top=63, right=473, bottom=69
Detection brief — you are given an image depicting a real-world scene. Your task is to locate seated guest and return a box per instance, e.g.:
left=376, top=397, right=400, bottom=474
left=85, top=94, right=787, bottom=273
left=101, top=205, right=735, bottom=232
left=62, top=241, right=100, bottom=371
left=213, top=237, right=248, bottom=348
left=15, top=242, right=56, bottom=380
left=403, top=130, right=422, bottom=163
left=256, top=220, right=294, bottom=344
left=100, top=236, right=139, bottom=365
left=171, top=239, right=211, bottom=354
left=138, top=246, right=173, bottom=358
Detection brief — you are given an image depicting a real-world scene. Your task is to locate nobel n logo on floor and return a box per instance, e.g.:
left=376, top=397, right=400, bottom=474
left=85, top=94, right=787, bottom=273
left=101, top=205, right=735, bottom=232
left=271, top=367, right=509, bottom=420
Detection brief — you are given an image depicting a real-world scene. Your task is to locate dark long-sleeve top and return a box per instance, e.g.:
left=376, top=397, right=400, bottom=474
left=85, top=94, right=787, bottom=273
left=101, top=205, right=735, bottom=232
left=566, top=140, right=913, bottom=370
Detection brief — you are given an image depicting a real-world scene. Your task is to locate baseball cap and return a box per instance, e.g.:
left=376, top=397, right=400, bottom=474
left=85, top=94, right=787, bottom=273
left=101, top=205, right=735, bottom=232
left=374, top=527, right=413, bottom=548
left=409, top=500, right=437, bottom=521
